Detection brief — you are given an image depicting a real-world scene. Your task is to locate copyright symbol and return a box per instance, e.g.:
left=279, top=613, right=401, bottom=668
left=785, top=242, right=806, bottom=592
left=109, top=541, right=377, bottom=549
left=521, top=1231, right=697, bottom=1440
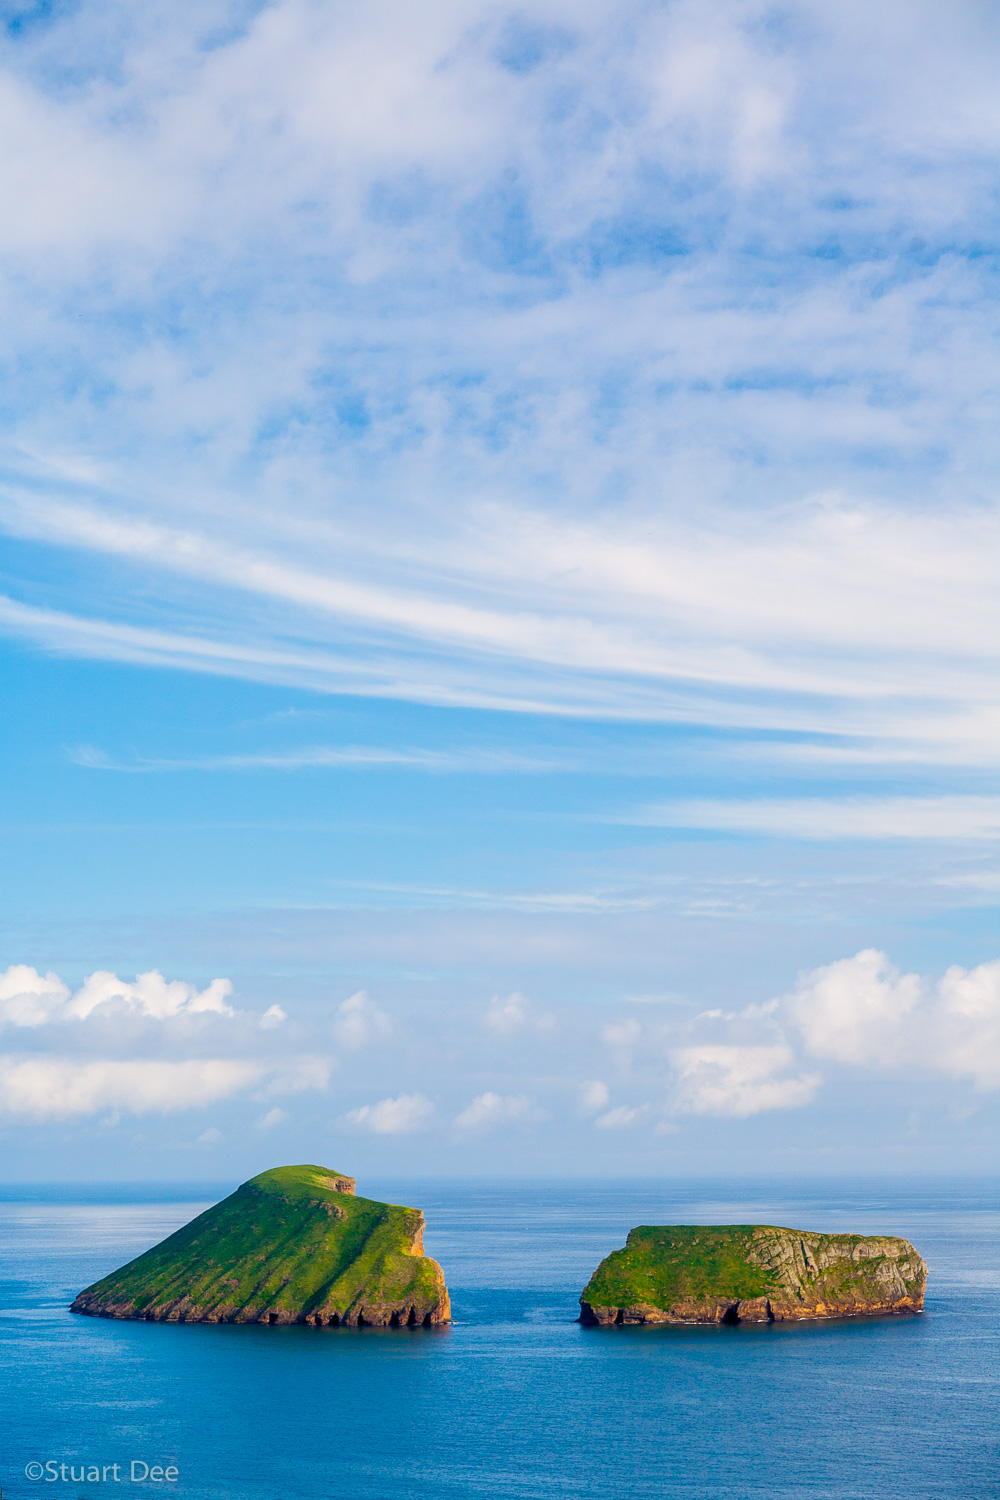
left=25, top=1461, right=44, bottom=1480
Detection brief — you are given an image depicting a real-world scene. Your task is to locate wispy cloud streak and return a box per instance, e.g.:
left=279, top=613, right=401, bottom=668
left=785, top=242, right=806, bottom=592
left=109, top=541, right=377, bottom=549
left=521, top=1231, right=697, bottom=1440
left=0, top=0, right=998, bottom=771
left=70, top=742, right=565, bottom=774
left=627, top=797, right=1000, bottom=841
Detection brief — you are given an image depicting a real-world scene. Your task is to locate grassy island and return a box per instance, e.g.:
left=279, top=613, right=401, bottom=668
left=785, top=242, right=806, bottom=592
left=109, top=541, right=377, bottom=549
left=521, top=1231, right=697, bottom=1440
left=580, top=1223, right=925, bottom=1325
left=71, top=1164, right=451, bottom=1327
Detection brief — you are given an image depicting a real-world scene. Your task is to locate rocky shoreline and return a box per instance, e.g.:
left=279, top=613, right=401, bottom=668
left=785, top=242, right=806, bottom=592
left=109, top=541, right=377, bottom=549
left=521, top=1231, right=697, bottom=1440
left=579, top=1224, right=926, bottom=1326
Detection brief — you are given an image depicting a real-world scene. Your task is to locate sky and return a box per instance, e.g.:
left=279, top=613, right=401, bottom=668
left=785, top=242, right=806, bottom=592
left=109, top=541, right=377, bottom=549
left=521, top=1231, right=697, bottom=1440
left=1, top=0, right=998, bottom=1181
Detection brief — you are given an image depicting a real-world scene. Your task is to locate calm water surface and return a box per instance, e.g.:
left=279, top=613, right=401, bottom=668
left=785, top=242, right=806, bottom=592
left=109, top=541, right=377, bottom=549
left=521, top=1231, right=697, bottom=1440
left=1, top=1179, right=997, bottom=1500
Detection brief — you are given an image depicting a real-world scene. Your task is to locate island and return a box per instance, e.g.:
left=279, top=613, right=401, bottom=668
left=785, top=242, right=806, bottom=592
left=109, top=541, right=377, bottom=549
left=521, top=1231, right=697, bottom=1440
left=70, top=1164, right=451, bottom=1327
left=579, top=1223, right=926, bottom=1325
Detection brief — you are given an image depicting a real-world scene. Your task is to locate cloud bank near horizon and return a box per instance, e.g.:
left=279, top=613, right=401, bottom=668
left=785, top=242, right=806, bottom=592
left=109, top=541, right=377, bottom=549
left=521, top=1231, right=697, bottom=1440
left=2, top=952, right=998, bottom=1134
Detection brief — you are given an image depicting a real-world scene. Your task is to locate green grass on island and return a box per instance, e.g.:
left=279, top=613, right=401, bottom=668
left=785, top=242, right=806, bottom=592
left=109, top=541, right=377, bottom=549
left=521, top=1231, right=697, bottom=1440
left=583, top=1225, right=779, bottom=1309
left=580, top=1223, right=926, bottom=1324
left=71, top=1164, right=451, bottom=1327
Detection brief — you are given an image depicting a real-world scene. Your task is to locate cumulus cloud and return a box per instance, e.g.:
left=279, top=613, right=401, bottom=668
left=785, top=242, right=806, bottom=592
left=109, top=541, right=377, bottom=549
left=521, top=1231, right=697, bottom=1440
left=601, top=1019, right=643, bottom=1051
left=484, top=992, right=552, bottom=1036
left=344, top=1093, right=434, bottom=1134
left=0, top=965, right=234, bottom=1027
left=0, top=961, right=335, bottom=1122
left=332, top=991, right=391, bottom=1049
left=71, top=971, right=235, bottom=1021
left=936, top=962, right=1000, bottom=1088
left=255, top=1107, right=288, bottom=1130
left=671, top=1045, right=821, bottom=1119
left=785, top=949, right=921, bottom=1066
left=667, top=948, right=1000, bottom=1117
left=0, top=966, right=69, bottom=1027
left=454, top=1092, right=541, bottom=1129
left=785, top=949, right=1000, bottom=1089
left=578, top=1079, right=610, bottom=1114
left=0, top=1056, right=264, bottom=1119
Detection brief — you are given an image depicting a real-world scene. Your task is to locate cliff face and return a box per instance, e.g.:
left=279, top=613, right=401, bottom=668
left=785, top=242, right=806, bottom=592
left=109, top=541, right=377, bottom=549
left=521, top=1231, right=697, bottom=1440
left=70, top=1164, right=450, bottom=1328
left=580, top=1224, right=926, bottom=1326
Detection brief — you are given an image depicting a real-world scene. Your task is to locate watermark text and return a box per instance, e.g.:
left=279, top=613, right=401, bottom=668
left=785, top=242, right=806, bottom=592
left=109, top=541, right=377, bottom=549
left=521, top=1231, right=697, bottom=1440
left=25, top=1461, right=178, bottom=1483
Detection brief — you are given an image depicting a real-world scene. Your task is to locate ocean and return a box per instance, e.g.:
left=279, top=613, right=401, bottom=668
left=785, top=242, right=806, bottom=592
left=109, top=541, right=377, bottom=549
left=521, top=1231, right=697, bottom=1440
left=1, top=1178, right=997, bottom=1500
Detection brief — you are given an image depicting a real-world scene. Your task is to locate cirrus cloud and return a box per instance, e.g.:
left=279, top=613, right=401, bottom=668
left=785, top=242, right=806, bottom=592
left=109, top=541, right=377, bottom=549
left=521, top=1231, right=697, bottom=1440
left=0, top=0, right=997, bottom=773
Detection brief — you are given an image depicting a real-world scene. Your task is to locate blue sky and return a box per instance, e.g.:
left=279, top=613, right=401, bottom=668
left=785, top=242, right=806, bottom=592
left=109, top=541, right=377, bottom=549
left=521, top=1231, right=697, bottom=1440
left=1, top=0, right=999, bottom=1179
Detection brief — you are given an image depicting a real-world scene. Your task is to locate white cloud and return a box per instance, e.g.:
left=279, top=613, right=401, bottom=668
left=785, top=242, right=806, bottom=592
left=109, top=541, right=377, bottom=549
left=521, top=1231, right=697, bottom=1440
left=255, top=1107, right=288, bottom=1130
left=0, top=960, right=332, bottom=1120
left=785, top=949, right=1000, bottom=1088
left=595, top=1104, right=647, bottom=1129
left=262, top=1058, right=332, bottom=1096
left=937, top=962, right=1000, bottom=1088
left=0, top=966, right=69, bottom=1027
left=335, top=881, right=652, bottom=914
left=332, top=991, right=391, bottom=1049
left=578, top=1079, right=610, bottom=1114
left=785, top=949, right=921, bottom=1066
left=454, top=1092, right=540, bottom=1129
left=601, top=1019, right=643, bottom=1050
left=654, top=948, right=1000, bottom=1117
left=72, top=743, right=562, bottom=774
left=68, top=970, right=235, bottom=1021
left=0, top=965, right=234, bottom=1027
left=196, top=1128, right=224, bottom=1147
left=630, top=797, right=1000, bottom=841
left=0, top=1056, right=264, bottom=1119
left=5, top=501, right=1000, bottom=756
left=344, top=1093, right=434, bottom=1134
left=484, top=992, right=552, bottom=1036
left=260, top=1004, right=287, bottom=1030
left=0, top=595, right=401, bottom=703
left=0, top=3, right=996, bottom=769
left=671, top=1045, right=821, bottom=1119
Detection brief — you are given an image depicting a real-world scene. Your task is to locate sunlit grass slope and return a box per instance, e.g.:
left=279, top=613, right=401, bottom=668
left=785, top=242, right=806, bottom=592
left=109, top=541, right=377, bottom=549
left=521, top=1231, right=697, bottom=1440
left=71, top=1164, right=451, bottom=1327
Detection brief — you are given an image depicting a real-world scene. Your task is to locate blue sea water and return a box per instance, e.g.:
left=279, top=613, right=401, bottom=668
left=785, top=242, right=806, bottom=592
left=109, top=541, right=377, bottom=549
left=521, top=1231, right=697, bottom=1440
left=1, top=1179, right=998, bottom=1500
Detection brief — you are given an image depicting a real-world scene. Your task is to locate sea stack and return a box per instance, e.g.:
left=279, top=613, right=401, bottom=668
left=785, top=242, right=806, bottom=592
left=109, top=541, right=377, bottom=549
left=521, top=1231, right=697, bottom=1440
left=71, top=1164, right=451, bottom=1327
left=580, top=1224, right=926, bottom=1325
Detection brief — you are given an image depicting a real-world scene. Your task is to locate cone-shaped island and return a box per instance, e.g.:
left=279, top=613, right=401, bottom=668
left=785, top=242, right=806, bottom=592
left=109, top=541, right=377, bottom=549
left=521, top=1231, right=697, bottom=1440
left=580, top=1224, right=926, bottom=1325
left=71, top=1164, right=451, bottom=1327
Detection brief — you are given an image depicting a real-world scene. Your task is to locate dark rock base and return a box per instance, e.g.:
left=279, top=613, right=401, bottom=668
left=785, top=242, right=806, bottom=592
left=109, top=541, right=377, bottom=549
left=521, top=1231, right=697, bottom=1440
left=580, top=1293, right=923, bottom=1326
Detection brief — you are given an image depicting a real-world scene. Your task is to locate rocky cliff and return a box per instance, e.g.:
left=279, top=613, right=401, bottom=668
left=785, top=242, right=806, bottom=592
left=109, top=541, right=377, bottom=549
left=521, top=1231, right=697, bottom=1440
left=71, top=1164, right=451, bottom=1328
left=580, top=1224, right=926, bottom=1325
